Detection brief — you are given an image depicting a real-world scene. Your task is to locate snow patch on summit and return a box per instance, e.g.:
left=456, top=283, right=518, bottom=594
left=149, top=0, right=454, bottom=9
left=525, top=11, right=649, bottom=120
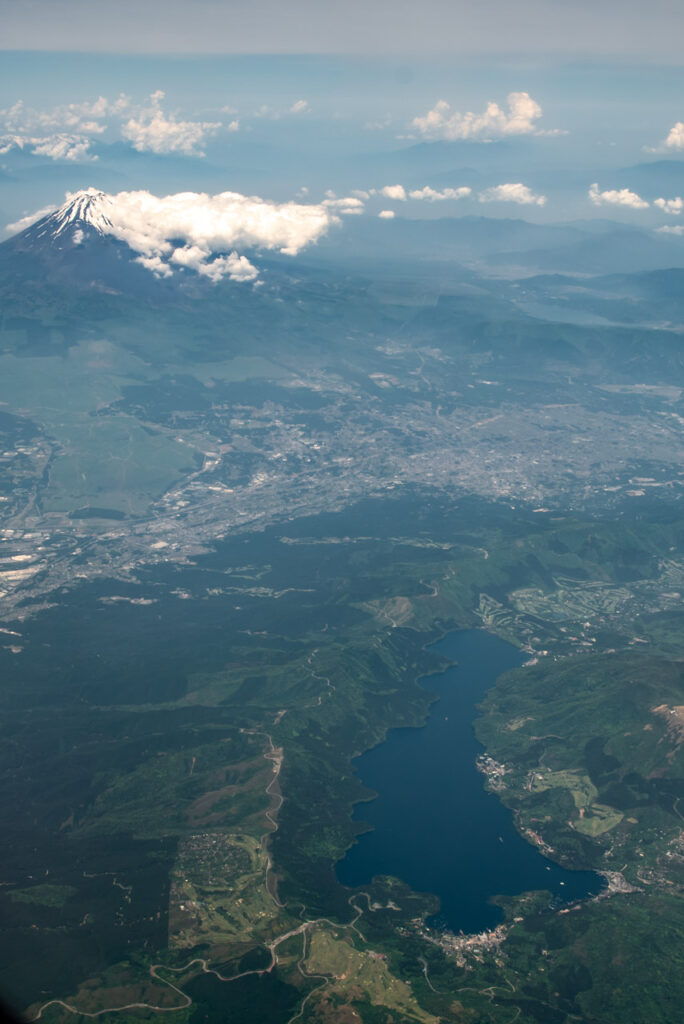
left=48, top=188, right=114, bottom=237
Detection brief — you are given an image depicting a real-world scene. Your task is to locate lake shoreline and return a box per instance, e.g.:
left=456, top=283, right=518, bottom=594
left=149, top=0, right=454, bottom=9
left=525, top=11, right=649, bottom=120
left=336, top=628, right=603, bottom=934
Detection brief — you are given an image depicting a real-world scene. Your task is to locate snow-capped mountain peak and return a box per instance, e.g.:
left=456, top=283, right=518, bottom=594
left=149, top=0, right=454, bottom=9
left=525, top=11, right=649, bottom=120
left=41, top=188, right=114, bottom=240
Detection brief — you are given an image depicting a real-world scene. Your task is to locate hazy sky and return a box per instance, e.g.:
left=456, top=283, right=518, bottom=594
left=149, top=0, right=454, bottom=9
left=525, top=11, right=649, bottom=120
left=3, top=0, right=684, bottom=58
left=1, top=2, right=683, bottom=237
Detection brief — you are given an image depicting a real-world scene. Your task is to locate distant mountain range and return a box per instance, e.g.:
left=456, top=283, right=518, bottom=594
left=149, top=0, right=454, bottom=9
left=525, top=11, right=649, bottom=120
left=618, top=158, right=684, bottom=194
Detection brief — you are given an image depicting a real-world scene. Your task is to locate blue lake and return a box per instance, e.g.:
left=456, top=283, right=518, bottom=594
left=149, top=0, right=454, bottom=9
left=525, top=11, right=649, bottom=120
left=337, top=629, right=603, bottom=933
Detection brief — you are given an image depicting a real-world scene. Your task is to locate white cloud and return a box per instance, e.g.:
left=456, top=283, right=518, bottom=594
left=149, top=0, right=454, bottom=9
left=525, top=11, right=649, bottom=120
left=31, top=134, right=97, bottom=161
left=380, top=184, right=407, bottom=200
left=654, top=196, right=683, bottom=215
left=478, top=183, right=547, bottom=206
left=135, top=254, right=174, bottom=277
left=0, top=91, right=231, bottom=161
left=121, top=90, right=219, bottom=156
left=378, top=210, right=395, bottom=219
left=5, top=204, right=56, bottom=234
left=322, top=196, right=365, bottom=215
left=351, top=189, right=370, bottom=200
left=0, top=131, right=97, bottom=161
left=290, top=99, right=309, bottom=114
left=106, top=189, right=345, bottom=258
left=408, top=185, right=472, bottom=201
left=13, top=187, right=361, bottom=282
left=410, top=91, right=545, bottom=142
left=0, top=133, right=26, bottom=154
left=1, top=91, right=251, bottom=162
left=0, top=95, right=130, bottom=137
left=199, top=252, right=259, bottom=282
left=165, top=242, right=259, bottom=282
left=659, top=122, right=684, bottom=151
left=588, top=183, right=649, bottom=210
left=0, top=95, right=131, bottom=162
left=169, top=243, right=211, bottom=269
left=657, top=224, right=684, bottom=236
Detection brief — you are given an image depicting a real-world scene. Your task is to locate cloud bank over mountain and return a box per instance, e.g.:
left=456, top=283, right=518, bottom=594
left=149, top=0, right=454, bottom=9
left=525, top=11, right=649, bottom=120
left=9, top=187, right=362, bottom=282
left=0, top=91, right=230, bottom=161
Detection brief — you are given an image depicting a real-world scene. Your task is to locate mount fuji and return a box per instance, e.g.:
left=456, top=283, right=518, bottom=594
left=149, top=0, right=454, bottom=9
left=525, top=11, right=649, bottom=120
left=0, top=188, right=173, bottom=299
left=16, top=188, right=116, bottom=247
left=0, top=187, right=350, bottom=363
left=1, top=185, right=352, bottom=296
